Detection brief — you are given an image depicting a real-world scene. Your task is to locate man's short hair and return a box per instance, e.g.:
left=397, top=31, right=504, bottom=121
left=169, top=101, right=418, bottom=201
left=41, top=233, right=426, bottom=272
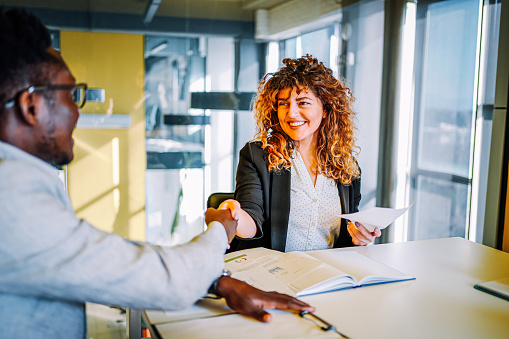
left=0, top=7, right=60, bottom=115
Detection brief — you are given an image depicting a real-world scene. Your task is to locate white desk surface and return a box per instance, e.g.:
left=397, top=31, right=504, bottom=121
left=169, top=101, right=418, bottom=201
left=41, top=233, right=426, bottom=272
left=148, top=237, right=509, bottom=339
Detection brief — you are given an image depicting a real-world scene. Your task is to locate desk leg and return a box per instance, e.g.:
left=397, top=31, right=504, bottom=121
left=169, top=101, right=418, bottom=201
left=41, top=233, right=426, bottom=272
left=126, top=308, right=141, bottom=339
left=142, top=311, right=162, bottom=339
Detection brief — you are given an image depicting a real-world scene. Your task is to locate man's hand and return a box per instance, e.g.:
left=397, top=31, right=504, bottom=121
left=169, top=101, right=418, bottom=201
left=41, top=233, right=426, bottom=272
left=205, top=208, right=237, bottom=243
left=216, top=276, right=315, bottom=322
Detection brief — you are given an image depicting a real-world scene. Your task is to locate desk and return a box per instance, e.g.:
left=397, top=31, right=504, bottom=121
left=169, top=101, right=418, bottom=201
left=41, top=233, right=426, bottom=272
left=145, top=237, right=509, bottom=338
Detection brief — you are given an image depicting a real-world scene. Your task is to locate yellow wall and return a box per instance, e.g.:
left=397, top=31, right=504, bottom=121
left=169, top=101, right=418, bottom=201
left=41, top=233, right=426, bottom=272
left=61, top=31, right=146, bottom=241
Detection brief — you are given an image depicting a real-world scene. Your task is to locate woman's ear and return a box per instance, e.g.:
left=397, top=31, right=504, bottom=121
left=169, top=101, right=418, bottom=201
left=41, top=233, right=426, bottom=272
left=17, top=90, right=39, bottom=125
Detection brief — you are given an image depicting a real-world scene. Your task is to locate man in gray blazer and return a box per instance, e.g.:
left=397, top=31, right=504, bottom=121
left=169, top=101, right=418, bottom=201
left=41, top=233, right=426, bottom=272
left=0, top=7, right=313, bottom=338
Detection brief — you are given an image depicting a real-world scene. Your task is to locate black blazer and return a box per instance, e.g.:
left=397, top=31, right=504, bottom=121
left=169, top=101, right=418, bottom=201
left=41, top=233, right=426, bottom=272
left=233, top=141, right=361, bottom=252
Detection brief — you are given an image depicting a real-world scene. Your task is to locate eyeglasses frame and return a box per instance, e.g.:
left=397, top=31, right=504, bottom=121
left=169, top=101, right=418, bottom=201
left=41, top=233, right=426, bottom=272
left=4, top=83, right=88, bottom=109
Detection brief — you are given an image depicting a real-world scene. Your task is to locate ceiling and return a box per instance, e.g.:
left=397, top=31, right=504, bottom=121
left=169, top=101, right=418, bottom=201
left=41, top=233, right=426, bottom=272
left=0, top=0, right=291, bottom=22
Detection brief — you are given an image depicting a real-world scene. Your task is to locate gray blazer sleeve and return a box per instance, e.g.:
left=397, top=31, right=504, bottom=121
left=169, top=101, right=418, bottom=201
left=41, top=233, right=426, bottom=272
left=0, top=157, right=228, bottom=312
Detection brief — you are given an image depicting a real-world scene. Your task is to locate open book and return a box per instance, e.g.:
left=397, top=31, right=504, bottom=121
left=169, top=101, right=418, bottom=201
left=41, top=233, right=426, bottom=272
left=224, top=247, right=415, bottom=297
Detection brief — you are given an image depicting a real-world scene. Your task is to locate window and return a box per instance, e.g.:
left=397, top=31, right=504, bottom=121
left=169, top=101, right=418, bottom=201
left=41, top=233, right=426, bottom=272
left=407, top=0, right=481, bottom=240
left=270, top=0, right=385, bottom=212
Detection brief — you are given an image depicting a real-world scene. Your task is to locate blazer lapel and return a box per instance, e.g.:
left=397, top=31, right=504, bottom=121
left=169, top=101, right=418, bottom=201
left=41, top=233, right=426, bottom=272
left=337, top=180, right=350, bottom=214
left=270, top=170, right=291, bottom=252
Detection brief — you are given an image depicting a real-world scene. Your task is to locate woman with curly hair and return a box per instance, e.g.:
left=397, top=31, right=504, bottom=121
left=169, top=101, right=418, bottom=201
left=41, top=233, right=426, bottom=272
left=220, top=55, right=381, bottom=252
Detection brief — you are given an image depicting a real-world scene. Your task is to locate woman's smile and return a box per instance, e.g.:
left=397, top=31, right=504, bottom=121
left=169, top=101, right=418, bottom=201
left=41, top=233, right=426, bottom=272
left=288, top=121, right=306, bottom=127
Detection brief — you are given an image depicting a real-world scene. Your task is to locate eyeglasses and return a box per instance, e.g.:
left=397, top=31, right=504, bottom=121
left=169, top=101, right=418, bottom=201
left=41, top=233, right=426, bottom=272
left=4, top=83, right=88, bottom=109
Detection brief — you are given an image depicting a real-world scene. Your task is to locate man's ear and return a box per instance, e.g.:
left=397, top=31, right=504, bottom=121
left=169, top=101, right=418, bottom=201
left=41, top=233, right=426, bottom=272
left=17, top=90, right=39, bottom=126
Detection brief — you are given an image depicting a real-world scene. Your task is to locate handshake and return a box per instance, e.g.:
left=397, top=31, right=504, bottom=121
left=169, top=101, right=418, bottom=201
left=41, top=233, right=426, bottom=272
left=203, top=207, right=315, bottom=323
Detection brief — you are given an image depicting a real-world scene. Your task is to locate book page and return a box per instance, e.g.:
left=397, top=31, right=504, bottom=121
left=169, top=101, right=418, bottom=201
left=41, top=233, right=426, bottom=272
left=233, top=266, right=299, bottom=296
left=272, top=252, right=354, bottom=295
left=225, top=247, right=303, bottom=296
left=289, top=265, right=356, bottom=295
left=306, top=250, right=414, bottom=285
left=224, top=247, right=283, bottom=272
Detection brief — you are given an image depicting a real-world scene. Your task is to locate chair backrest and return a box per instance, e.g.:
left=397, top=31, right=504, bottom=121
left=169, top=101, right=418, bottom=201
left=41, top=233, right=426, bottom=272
left=207, top=192, right=234, bottom=209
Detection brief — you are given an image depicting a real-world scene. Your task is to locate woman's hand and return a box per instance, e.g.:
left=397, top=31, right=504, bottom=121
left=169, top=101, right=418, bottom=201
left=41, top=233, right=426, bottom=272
left=347, top=221, right=381, bottom=246
left=218, top=199, right=241, bottom=221
left=218, top=199, right=257, bottom=239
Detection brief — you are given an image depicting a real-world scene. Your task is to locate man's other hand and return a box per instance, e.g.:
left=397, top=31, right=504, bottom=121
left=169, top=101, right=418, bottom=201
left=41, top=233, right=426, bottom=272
left=205, top=208, right=237, bottom=243
left=216, top=276, right=315, bottom=322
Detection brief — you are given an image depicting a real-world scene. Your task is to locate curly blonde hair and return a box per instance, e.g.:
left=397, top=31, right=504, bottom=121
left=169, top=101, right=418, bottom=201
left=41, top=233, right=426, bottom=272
left=253, top=55, right=360, bottom=185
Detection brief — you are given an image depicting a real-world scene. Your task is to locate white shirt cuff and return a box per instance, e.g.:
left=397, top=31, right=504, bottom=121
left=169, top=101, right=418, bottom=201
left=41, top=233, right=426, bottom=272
left=206, top=220, right=229, bottom=249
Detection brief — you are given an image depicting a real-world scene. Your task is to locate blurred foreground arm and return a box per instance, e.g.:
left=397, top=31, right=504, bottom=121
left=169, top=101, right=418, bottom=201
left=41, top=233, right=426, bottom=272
left=205, top=208, right=238, bottom=243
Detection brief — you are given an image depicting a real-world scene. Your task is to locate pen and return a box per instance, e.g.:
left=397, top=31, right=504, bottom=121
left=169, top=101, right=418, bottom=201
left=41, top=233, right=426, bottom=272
left=299, top=311, right=350, bottom=338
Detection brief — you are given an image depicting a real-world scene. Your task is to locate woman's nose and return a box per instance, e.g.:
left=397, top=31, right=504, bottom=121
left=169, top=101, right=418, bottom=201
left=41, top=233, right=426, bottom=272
left=288, top=102, right=299, bottom=117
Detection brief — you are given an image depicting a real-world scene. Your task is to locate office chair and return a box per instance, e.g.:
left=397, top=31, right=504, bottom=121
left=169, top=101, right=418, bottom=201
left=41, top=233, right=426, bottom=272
left=207, top=192, right=234, bottom=209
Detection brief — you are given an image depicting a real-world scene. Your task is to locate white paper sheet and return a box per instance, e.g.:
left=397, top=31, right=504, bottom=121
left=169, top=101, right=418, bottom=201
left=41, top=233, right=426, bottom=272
left=338, top=203, right=414, bottom=232
left=145, top=298, right=234, bottom=325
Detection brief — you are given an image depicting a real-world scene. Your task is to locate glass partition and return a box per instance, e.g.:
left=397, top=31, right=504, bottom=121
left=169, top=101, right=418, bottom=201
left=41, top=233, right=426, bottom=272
left=144, top=35, right=235, bottom=246
left=144, top=35, right=207, bottom=245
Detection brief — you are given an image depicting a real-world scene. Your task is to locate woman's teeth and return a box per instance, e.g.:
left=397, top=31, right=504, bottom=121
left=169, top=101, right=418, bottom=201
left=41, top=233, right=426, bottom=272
left=289, top=121, right=305, bottom=127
